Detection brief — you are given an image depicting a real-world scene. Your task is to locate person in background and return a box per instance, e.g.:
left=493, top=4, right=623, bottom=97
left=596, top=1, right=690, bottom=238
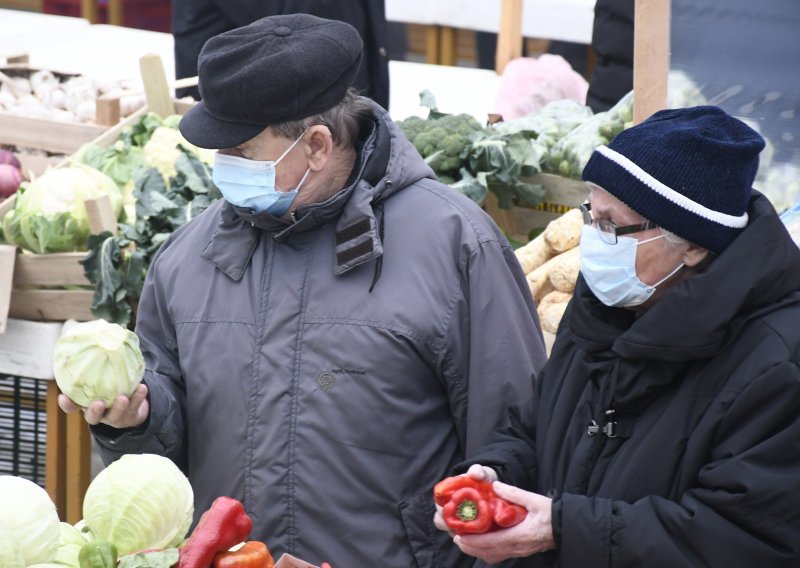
left=435, top=105, right=800, bottom=566
left=585, top=0, right=634, bottom=112
left=171, top=0, right=390, bottom=109
left=60, top=14, right=548, bottom=567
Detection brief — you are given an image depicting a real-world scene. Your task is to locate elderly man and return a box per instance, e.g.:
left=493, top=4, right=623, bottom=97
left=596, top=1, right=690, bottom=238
left=436, top=106, right=800, bottom=566
left=59, top=14, right=548, bottom=567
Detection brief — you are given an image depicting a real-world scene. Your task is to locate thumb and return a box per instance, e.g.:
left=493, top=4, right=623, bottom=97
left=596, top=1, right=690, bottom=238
left=492, top=481, right=548, bottom=510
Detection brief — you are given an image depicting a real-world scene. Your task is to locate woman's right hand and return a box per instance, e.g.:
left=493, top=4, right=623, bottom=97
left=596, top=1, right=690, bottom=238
left=57, top=383, right=150, bottom=429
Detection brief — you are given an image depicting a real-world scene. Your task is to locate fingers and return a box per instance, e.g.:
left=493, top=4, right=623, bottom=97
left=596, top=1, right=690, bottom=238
left=57, top=383, right=150, bottom=429
left=466, top=464, right=498, bottom=483
left=492, top=482, right=550, bottom=511
left=433, top=503, right=451, bottom=534
left=57, top=393, right=83, bottom=414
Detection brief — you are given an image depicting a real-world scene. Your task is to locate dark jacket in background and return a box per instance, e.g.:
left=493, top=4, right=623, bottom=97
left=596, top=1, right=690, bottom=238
left=172, top=0, right=390, bottom=109
left=461, top=193, right=800, bottom=567
left=586, top=0, right=634, bottom=112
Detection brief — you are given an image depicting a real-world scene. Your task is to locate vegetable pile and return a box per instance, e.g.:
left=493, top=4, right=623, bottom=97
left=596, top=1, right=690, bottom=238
left=0, top=149, right=23, bottom=199
left=69, top=112, right=220, bottom=325
left=514, top=208, right=583, bottom=334
left=434, top=476, right=527, bottom=535
left=0, top=455, right=284, bottom=568
left=0, top=69, right=144, bottom=124
left=2, top=164, right=123, bottom=253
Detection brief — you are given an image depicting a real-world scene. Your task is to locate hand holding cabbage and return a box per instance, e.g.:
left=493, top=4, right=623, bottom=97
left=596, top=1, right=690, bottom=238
left=54, top=319, right=150, bottom=428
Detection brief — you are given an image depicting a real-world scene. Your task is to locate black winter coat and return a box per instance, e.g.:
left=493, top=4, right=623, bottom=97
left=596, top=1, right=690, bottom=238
left=172, top=0, right=390, bottom=109
left=464, top=193, right=800, bottom=567
left=586, top=0, right=634, bottom=113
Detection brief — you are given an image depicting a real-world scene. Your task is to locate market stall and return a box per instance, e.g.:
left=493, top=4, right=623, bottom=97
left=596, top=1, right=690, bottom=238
left=1, top=0, right=799, bottom=565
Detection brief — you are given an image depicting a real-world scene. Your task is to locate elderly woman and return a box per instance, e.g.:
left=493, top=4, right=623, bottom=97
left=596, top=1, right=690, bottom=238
left=436, top=106, right=800, bottom=567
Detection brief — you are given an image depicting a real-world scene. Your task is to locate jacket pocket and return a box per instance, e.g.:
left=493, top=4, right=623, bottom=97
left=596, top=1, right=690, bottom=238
left=399, top=488, right=474, bottom=568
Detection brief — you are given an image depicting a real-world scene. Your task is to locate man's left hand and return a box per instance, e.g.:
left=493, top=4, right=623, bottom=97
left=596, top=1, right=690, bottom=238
left=453, top=482, right=555, bottom=564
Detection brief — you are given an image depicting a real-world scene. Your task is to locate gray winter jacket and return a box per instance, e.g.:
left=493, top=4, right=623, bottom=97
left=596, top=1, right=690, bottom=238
left=93, top=102, right=547, bottom=567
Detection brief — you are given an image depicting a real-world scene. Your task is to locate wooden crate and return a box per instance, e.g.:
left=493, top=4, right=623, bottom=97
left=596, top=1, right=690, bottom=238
left=484, top=172, right=588, bottom=243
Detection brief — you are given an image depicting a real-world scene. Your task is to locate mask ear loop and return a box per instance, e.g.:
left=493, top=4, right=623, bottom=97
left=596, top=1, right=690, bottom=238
left=274, top=128, right=310, bottom=165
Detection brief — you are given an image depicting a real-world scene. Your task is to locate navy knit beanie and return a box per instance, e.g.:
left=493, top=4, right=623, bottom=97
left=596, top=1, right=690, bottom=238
left=582, top=106, right=765, bottom=254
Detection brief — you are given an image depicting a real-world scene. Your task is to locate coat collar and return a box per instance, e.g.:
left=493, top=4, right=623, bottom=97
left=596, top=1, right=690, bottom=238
left=201, top=101, right=428, bottom=280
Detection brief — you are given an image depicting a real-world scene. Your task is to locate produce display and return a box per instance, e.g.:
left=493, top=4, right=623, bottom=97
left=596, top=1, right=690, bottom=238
left=514, top=208, right=583, bottom=334
left=434, top=476, right=527, bottom=535
left=53, top=319, right=145, bottom=408
left=0, top=454, right=284, bottom=568
left=0, top=148, right=24, bottom=198
left=2, top=164, right=123, bottom=253
left=0, top=69, right=144, bottom=125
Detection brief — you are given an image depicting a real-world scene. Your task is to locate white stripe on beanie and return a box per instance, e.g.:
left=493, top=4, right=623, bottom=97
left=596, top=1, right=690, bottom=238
left=596, top=145, right=749, bottom=229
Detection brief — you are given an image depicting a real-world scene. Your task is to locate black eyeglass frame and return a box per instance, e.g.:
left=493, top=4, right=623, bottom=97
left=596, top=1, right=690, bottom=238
left=580, top=202, right=658, bottom=244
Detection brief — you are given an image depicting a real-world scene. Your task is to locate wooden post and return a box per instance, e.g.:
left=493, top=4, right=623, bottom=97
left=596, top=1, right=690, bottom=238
left=496, top=0, right=523, bottom=74
left=139, top=54, right=175, bottom=119
left=0, top=245, right=15, bottom=334
left=95, top=95, right=121, bottom=127
left=46, top=380, right=66, bottom=518
left=80, top=0, right=99, bottom=23
left=633, top=0, right=671, bottom=124
left=65, top=412, right=91, bottom=524
left=439, top=26, right=458, bottom=66
left=425, top=25, right=441, bottom=64
left=108, top=0, right=124, bottom=26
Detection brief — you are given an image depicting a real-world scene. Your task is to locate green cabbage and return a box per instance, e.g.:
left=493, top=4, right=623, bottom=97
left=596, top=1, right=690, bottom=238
left=52, top=522, right=90, bottom=568
left=0, top=476, right=61, bottom=565
left=53, top=319, right=145, bottom=408
left=0, top=520, right=25, bottom=568
left=83, top=454, right=194, bottom=556
left=2, top=164, right=123, bottom=253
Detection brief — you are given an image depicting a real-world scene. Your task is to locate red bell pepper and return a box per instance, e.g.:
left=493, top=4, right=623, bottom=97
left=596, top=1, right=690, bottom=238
left=178, top=496, right=254, bottom=568
left=435, top=475, right=528, bottom=534
left=433, top=475, right=492, bottom=507
left=441, top=487, right=494, bottom=534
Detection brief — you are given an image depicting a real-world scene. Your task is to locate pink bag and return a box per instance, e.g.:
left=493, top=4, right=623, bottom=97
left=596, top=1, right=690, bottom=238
left=492, top=54, right=588, bottom=120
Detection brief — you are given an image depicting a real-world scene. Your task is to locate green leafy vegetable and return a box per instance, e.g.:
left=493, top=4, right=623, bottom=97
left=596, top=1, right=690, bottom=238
left=117, top=548, right=180, bottom=568
left=82, top=454, right=194, bottom=556
left=52, top=319, right=145, bottom=407
left=0, top=475, right=61, bottom=566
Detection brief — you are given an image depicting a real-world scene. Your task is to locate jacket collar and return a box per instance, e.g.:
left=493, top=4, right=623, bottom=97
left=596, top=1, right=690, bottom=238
left=201, top=101, right=430, bottom=280
left=569, top=192, right=800, bottom=363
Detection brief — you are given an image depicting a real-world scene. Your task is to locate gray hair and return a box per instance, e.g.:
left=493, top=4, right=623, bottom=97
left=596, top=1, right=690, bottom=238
left=659, top=227, right=689, bottom=250
left=270, top=88, right=373, bottom=148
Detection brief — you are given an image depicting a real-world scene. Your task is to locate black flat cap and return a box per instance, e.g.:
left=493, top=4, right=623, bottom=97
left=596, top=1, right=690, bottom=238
left=180, top=14, right=364, bottom=149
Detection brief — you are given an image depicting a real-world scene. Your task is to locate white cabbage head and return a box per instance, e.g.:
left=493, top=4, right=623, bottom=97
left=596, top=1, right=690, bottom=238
left=53, top=319, right=145, bottom=407
left=83, top=454, right=194, bottom=556
left=0, top=476, right=61, bottom=565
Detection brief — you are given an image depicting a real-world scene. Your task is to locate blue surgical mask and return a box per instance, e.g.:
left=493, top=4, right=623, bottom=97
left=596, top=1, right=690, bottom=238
left=212, top=131, right=310, bottom=216
left=579, top=225, right=684, bottom=308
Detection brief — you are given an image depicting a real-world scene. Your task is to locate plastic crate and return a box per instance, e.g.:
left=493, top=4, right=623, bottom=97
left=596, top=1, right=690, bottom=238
left=0, top=374, right=47, bottom=487
left=42, top=0, right=171, bottom=33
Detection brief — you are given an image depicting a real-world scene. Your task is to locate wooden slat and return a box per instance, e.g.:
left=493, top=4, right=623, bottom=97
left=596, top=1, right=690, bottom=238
left=425, top=25, right=441, bottom=64
left=108, top=0, right=124, bottom=26
left=139, top=54, right=175, bottom=119
left=496, top=0, right=524, bottom=74
left=0, top=245, right=15, bottom=334
left=633, top=0, right=671, bottom=124
left=46, top=380, right=67, bottom=519
left=80, top=0, right=99, bottom=23
left=65, top=412, right=91, bottom=524
left=9, top=290, right=95, bottom=322
left=13, top=252, right=89, bottom=287
left=0, top=113, right=106, bottom=154
left=95, top=95, right=122, bottom=127
left=85, top=194, right=118, bottom=236
left=439, top=26, right=458, bottom=66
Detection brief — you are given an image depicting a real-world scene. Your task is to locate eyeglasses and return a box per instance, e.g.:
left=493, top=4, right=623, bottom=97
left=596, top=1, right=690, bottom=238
left=580, top=202, right=658, bottom=245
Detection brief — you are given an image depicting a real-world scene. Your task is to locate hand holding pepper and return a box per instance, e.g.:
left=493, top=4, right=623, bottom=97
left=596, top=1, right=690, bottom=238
left=453, top=481, right=555, bottom=565
left=434, top=466, right=527, bottom=535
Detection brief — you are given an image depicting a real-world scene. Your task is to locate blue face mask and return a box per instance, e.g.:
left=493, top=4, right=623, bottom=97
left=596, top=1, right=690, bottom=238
left=212, top=131, right=310, bottom=216
left=579, top=225, right=684, bottom=308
